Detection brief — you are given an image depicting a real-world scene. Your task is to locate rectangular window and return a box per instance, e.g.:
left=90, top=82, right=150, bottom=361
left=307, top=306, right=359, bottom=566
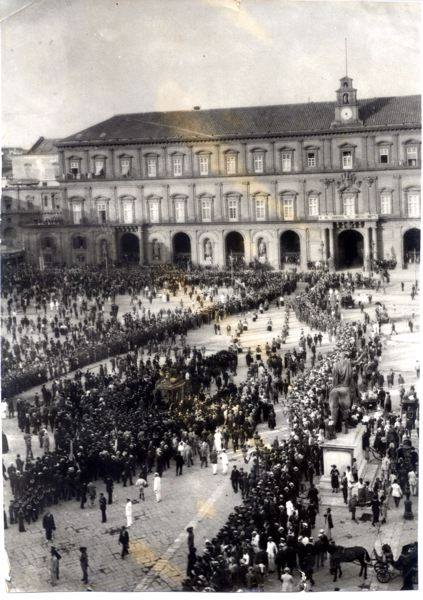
left=228, top=197, right=238, bottom=221
left=307, top=152, right=316, bottom=168
left=123, top=201, right=134, bottom=224
left=72, top=203, right=82, bottom=224
left=379, top=147, right=389, bottom=164
left=408, top=193, right=420, bottom=217
left=343, top=194, right=356, bottom=217
left=94, top=159, right=105, bottom=176
left=174, top=200, right=185, bottom=223
left=281, top=152, right=292, bottom=172
left=380, top=193, right=392, bottom=215
left=342, top=151, right=353, bottom=170
left=255, top=197, right=266, bottom=221
left=120, top=158, right=131, bottom=176
left=199, top=155, right=209, bottom=176
left=173, top=156, right=183, bottom=177
left=253, top=154, right=264, bottom=174
left=149, top=201, right=160, bottom=223
left=226, top=154, right=237, bottom=175
left=201, top=198, right=212, bottom=222
left=70, top=160, right=80, bottom=175
left=283, top=198, right=294, bottom=220
left=308, top=195, right=319, bottom=216
left=147, top=157, right=157, bottom=177
left=43, top=195, right=49, bottom=208
left=406, top=145, right=418, bottom=167
left=97, top=201, right=107, bottom=223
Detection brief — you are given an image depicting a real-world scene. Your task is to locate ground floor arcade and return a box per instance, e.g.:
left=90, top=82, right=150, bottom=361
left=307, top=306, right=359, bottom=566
left=22, top=219, right=420, bottom=271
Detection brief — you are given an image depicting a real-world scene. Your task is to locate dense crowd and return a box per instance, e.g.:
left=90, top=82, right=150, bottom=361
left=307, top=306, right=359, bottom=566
left=1, top=265, right=297, bottom=397
left=182, top=273, right=419, bottom=592
left=2, top=265, right=419, bottom=592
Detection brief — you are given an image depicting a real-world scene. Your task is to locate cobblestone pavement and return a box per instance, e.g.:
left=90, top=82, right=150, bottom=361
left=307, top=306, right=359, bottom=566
left=2, top=273, right=420, bottom=592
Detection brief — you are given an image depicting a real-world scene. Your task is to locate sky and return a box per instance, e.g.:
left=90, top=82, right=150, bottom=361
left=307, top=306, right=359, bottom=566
left=1, top=0, right=421, bottom=148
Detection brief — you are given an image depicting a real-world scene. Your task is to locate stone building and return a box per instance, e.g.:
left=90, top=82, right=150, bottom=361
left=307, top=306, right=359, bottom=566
left=21, top=76, right=421, bottom=270
left=1, top=138, right=64, bottom=265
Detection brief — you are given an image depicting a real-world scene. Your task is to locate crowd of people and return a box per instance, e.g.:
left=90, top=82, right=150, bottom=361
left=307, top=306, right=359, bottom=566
left=1, top=265, right=298, bottom=397
left=2, top=265, right=419, bottom=592
left=182, top=272, right=419, bottom=592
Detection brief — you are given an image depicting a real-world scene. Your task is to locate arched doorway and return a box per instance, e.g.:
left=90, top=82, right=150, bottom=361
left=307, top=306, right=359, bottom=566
left=280, top=230, right=300, bottom=266
left=337, top=229, right=364, bottom=268
left=403, top=228, right=420, bottom=266
left=225, top=231, right=245, bottom=266
left=120, top=232, right=140, bottom=263
left=173, top=232, right=191, bottom=266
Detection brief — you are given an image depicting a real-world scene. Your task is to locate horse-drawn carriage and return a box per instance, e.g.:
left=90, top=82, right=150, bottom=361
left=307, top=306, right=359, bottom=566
left=373, top=542, right=418, bottom=587
left=340, top=293, right=355, bottom=309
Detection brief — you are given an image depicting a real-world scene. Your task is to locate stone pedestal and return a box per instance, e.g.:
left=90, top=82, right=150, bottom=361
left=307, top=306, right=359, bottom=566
left=321, top=423, right=365, bottom=483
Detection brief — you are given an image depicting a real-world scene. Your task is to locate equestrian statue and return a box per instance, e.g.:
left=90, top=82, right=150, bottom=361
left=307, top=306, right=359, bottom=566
left=328, top=350, right=358, bottom=435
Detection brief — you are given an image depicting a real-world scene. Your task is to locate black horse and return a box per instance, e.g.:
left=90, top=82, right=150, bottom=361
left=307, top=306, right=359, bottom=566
left=327, top=543, right=371, bottom=582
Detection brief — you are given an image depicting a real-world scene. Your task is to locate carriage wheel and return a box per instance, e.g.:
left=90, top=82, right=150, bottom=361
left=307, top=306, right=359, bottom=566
left=376, top=568, right=390, bottom=584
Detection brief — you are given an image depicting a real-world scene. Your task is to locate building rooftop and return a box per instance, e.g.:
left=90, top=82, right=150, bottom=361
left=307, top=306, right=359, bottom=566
left=58, top=95, right=421, bottom=146
left=26, top=137, right=61, bottom=155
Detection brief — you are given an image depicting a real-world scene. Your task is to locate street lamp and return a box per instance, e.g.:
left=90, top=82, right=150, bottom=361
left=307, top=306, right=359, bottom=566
left=412, top=248, right=418, bottom=286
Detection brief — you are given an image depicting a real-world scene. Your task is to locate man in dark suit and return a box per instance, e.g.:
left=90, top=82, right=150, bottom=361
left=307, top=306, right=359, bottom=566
left=119, top=526, right=130, bottom=559
left=42, top=510, right=56, bottom=541
left=99, top=493, right=107, bottom=523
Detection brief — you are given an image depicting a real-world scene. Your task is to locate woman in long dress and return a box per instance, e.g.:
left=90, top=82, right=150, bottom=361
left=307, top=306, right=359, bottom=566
left=50, top=547, right=61, bottom=586
left=125, top=499, right=133, bottom=527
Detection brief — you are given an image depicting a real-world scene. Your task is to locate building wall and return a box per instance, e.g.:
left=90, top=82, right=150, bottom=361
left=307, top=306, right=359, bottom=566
left=17, top=124, right=420, bottom=270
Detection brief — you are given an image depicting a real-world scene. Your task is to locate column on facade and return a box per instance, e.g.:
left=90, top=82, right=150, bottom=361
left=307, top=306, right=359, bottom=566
left=162, top=146, right=168, bottom=177
left=87, top=186, right=95, bottom=222
left=268, top=180, right=278, bottom=220
left=214, top=144, right=221, bottom=176
left=138, top=148, right=144, bottom=178
left=192, top=183, right=197, bottom=221
left=240, top=143, right=248, bottom=175
left=298, top=140, right=304, bottom=171
left=363, top=226, right=371, bottom=270
left=138, top=226, right=145, bottom=265
left=393, top=174, right=402, bottom=216
left=300, top=230, right=308, bottom=271
left=362, top=137, right=368, bottom=168
left=85, top=150, right=90, bottom=176
left=368, top=136, right=376, bottom=167
left=370, top=225, right=378, bottom=260
left=242, top=181, right=251, bottom=221
left=191, top=231, right=199, bottom=265
left=59, top=150, right=66, bottom=178
left=112, top=186, right=119, bottom=223
left=188, top=145, right=194, bottom=176
left=271, top=141, right=276, bottom=174
left=244, top=230, right=253, bottom=264
left=214, top=183, right=222, bottom=221
left=218, top=230, right=225, bottom=267
left=366, top=176, right=377, bottom=215
left=323, top=139, right=331, bottom=170
left=163, top=184, right=170, bottom=222
left=392, top=134, right=399, bottom=166
left=110, top=148, right=115, bottom=178
left=328, top=226, right=335, bottom=260
left=140, top=185, right=147, bottom=222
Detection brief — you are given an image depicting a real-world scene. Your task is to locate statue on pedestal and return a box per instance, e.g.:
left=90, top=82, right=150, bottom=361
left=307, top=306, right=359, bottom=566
left=204, top=238, right=213, bottom=265
left=328, top=351, right=356, bottom=435
left=258, top=238, right=267, bottom=263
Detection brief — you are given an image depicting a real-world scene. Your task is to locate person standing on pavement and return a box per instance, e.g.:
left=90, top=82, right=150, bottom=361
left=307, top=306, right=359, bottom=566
left=371, top=494, right=381, bottom=527
left=125, top=499, right=133, bottom=527
left=50, top=546, right=61, bottom=586
left=348, top=494, right=358, bottom=523
left=324, top=508, right=334, bottom=540
left=230, top=466, right=240, bottom=492
left=105, top=477, right=114, bottom=504
left=87, top=481, right=96, bottom=507
left=99, top=493, right=107, bottom=523
left=42, top=510, right=56, bottom=541
left=210, top=449, right=218, bottom=475
left=186, top=526, right=194, bottom=551
left=153, top=473, right=162, bottom=502
left=330, top=465, right=340, bottom=493
left=119, top=526, right=130, bottom=559
left=79, top=547, right=89, bottom=585
left=280, top=567, right=295, bottom=592
left=341, top=473, right=348, bottom=504
left=135, top=475, right=147, bottom=500
left=391, top=480, right=403, bottom=507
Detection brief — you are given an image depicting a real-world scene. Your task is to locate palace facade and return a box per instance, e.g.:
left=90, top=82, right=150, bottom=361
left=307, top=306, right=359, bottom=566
left=17, top=76, right=421, bottom=270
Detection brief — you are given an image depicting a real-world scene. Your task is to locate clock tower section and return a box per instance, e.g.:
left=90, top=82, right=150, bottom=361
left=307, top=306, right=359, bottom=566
left=331, top=76, right=363, bottom=127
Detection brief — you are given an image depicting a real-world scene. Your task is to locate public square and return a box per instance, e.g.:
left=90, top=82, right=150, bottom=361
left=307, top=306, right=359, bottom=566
left=1, top=266, right=420, bottom=593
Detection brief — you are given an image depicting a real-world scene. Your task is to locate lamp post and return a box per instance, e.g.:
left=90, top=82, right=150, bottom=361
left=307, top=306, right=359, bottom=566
left=412, top=248, right=418, bottom=286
